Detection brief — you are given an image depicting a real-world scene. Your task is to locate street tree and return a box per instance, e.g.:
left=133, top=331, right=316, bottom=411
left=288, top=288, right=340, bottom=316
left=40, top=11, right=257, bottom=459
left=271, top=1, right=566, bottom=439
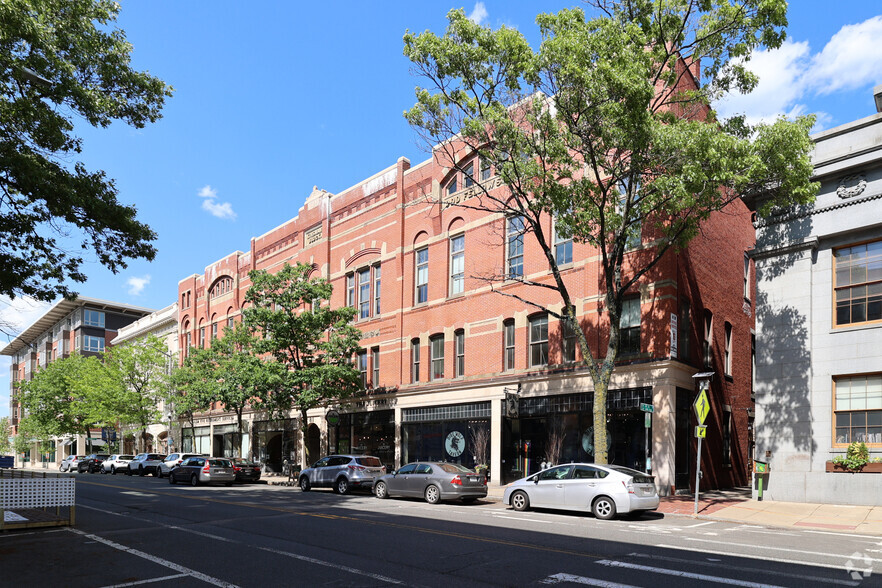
left=16, top=352, right=102, bottom=450
left=102, top=334, right=171, bottom=453
left=201, top=323, right=286, bottom=458
left=0, top=0, right=173, bottom=302
left=404, top=1, right=817, bottom=463
left=0, top=416, right=12, bottom=454
left=169, top=348, right=218, bottom=453
left=243, top=263, right=362, bottom=467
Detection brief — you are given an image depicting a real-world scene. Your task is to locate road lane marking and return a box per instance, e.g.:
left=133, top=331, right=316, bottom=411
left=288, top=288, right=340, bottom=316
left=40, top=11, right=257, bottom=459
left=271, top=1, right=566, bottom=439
left=121, top=491, right=157, bottom=497
left=595, top=559, right=785, bottom=588
left=684, top=521, right=715, bottom=528
left=682, top=536, right=882, bottom=563
left=67, top=528, right=238, bottom=587
left=99, top=573, right=189, bottom=587
left=539, top=573, right=637, bottom=587
left=657, top=543, right=872, bottom=575
left=493, top=515, right=555, bottom=523
left=803, top=530, right=882, bottom=541
left=629, top=552, right=862, bottom=587
left=259, top=545, right=409, bottom=585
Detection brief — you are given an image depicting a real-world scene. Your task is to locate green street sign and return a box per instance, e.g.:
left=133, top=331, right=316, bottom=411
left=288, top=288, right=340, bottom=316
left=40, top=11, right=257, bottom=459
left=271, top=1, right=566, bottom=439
left=640, top=403, right=654, bottom=413
left=645, top=412, right=651, bottom=428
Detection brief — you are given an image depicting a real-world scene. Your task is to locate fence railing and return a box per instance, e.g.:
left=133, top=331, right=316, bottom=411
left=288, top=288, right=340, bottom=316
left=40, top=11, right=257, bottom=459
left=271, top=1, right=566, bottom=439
left=0, top=469, right=76, bottom=531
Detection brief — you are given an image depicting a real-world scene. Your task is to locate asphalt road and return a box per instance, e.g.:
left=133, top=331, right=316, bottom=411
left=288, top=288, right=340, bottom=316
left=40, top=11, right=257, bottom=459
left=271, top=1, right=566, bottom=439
left=3, top=473, right=880, bottom=587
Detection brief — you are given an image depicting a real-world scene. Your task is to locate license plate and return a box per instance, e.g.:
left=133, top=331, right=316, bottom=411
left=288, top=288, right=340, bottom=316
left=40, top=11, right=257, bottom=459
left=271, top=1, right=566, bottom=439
left=215, top=470, right=227, bottom=474
left=469, top=476, right=478, bottom=482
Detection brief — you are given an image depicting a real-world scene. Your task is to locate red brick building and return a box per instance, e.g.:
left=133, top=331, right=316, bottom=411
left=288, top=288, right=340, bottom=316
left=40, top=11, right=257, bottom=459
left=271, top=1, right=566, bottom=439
left=178, top=144, right=755, bottom=493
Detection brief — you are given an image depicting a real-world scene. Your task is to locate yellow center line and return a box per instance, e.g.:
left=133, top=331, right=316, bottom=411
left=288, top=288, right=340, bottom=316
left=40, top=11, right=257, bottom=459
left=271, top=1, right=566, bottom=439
left=79, top=479, right=604, bottom=559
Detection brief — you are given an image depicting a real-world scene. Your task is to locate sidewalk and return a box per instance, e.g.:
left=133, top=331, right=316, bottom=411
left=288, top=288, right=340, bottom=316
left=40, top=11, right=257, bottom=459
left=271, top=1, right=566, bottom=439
left=485, top=484, right=882, bottom=535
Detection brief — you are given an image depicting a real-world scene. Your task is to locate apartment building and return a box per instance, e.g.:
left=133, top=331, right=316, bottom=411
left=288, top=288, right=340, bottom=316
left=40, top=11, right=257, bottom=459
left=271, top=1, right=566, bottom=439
left=1, top=297, right=154, bottom=465
left=178, top=144, right=756, bottom=493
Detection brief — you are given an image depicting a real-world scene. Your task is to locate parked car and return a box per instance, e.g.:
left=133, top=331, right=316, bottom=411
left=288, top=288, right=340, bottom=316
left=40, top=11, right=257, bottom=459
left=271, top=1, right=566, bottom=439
left=298, top=454, right=385, bottom=494
left=101, top=454, right=135, bottom=474
left=126, top=453, right=167, bottom=476
left=373, top=462, right=487, bottom=504
left=230, top=457, right=262, bottom=483
left=502, top=463, right=659, bottom=520
left=157, top=453, right=205, bottom=478
left=78, top=453, right=111, bottom=473
left=60, top=455, right=85, bottom=473
left=168, top=456, right=235, bottom=486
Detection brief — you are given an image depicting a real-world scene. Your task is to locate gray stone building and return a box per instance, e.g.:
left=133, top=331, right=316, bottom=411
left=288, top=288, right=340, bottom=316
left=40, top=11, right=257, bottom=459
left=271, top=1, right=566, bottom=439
left=747, top=87, right=882, bottom=505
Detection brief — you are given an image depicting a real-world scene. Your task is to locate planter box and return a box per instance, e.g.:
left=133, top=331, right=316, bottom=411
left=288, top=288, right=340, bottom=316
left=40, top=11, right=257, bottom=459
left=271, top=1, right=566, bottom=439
left=826, top=461, right=882, bottom=473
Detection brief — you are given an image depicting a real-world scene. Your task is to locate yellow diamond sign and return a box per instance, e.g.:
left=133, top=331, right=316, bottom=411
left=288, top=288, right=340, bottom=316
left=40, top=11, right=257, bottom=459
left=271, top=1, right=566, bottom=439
left=694, top=389, right=710, bottom=425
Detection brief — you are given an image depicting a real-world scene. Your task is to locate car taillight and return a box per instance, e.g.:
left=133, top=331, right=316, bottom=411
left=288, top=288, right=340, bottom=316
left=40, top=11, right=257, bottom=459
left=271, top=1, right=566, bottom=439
left=623, top=480, right=635, bottom=494
left=253, top=467, right=260, bottom=472
left=203, top=464, right=210, bottom=473
left=234, top=465, right=241, bottom=471
left=483, top=476, right=488, bottom=486
left=348, top=464, right=365, bottom=471
left=450, top=475, right=462, bottom=486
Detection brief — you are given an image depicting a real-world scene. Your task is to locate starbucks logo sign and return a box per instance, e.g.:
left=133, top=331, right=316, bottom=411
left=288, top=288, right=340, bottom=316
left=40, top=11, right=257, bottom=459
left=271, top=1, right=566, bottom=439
left=445, top=430, right=465, bottom=457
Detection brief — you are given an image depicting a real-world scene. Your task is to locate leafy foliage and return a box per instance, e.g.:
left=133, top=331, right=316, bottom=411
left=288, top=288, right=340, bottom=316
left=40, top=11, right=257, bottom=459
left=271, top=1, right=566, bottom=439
left=243, top=263, right=362, bottom=464
left=0, top=0, right=173, bottom=302
left=833, top=441, right=870, bottom=471
left=404, top=1, right=817, bottom=462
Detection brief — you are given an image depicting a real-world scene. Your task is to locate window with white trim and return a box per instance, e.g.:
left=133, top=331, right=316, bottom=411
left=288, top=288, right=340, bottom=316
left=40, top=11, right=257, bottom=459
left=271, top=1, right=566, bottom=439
left=430, top=335, right=444, bottom=381
left=357, top=350, right=368, bottom=389
left=371, top=347, right=380, bottom=388
left=724, top=322, right=733, bottom=376
left=553, top=220, right=572, bottom=265
left=82, top=335, right=105, bottom=353
left=358, top=268, right=370, bottom=319
left=503, top=319, right=515, bottom=371
left=619, top=297, right=641, bottom=355
left=450, top=234, right=464, bottom=296
left=507, top=216, right=524, bottom=280
left=455, top=329, right=465, bottom=378
left=463, top=161, right=475, bottom=188
left=415, top=247, right=429, bottom=304
left=743, top=254, right=751, bottom=301
left=703, top=311, right=713, bottom=369
left=529, top=314, right=548, bottom=367
left=83, top=309, right=105, bottom=328
left=411, top=339, right=420, bottom=383
left=374, top=265, right=381, bottom=316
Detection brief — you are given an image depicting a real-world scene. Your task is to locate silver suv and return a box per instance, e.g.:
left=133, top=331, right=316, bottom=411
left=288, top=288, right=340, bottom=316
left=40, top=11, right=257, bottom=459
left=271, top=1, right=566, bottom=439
left=299, top=454, right=385, bottom=494
left=126, top=453, right=167, bottom=476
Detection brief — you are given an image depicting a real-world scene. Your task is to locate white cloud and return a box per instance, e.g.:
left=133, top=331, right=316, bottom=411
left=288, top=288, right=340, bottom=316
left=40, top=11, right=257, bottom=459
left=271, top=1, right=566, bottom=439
left=202, top=199, right=237, bottom=220
left=198, top=185, right=217, bottom=198
left=126, top=275, right=151, bottom=296
left=468, top=2, right=488, bottom=25
left=806, top=16, right=882, bottom=95
left=196, top=185, right=237, bottom=220
left=0, top=295, right=52, bottom=339
left=713, top=16, right=882, bottom=127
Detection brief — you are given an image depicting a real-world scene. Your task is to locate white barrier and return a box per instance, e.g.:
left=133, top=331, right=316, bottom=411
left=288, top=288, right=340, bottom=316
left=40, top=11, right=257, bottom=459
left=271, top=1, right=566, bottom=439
left=0, top=478, right=76, bottom=509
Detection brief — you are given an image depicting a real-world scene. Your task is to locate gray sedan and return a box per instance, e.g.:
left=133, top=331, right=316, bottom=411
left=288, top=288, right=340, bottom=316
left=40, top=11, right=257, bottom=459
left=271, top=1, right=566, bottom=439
left=373, top=462, right=487, bottom=504
left=168, top=456, right=235, bottom=487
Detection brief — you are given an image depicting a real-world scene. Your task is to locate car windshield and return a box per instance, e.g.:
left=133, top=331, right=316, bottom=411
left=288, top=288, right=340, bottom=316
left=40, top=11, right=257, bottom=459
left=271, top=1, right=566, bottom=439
left=437, top=463, right=474, bottom=474
left=209, top=459, right=232, bottom=467
left=355, top=457, right=382, bottom=467
left=119, top=455, right=134, bottom=460
left=97, top=454, right=110, bottom=459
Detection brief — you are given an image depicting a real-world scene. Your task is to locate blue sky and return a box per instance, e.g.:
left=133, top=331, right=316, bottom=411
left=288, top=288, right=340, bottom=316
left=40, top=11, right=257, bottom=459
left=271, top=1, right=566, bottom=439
left=2, top=1, right=882, bottom=418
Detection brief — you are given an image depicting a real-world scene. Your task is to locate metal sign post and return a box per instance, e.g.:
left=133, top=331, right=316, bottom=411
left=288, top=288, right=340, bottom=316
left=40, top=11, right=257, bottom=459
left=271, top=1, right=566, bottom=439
left=691, top=372, right=714, bottom=516
left=640, top=404, right=653, bottom=474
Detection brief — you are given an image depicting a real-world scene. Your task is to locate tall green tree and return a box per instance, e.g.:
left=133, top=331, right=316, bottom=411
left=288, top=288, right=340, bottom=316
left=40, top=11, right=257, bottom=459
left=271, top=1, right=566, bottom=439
left=201, top=323, right=285, bottom=457
left=16, top=352, right=102, bottom=450
left=404, top=1, right=817, bottom=463
left=169, top=348, right=217, bottom=453
left=102, top=334, right=171, bottom=453
left=243, top=263, right=362, bottom=467
left=0, top=416, right=13, bottom=454
left=0, top=0, right=173, bottom=302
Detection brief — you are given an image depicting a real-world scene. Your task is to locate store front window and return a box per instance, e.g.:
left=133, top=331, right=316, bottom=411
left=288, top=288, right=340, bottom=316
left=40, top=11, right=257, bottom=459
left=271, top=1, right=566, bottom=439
left=182, top=426, right=211, bottom=454
left=253, top=419, right=298, bottom=472
left=501, top=388, right=650, bottom=484
left=402, top=402, right=491, bottom=473
left=328, top=410, right=395, bottom=472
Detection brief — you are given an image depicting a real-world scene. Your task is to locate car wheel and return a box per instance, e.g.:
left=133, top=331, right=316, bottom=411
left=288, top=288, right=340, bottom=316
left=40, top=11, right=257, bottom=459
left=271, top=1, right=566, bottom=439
left=510, top=490, right=530, bottom=512
left=139, top=466, right=145, bottom=477
left=335, top=477, right=350, bottom=495
left=157, top=469, right=164, bottom=478
left=169, top=473, right=176, bottom=485
left=424, top=485, right=441, bottom=504
left=190, top=473, right=199, bottom=487
left=111, top=466, right=116, bottom=475
left=592, top=496, right=617, bottom=520
left=374, top=481, right=388, bottom=499
left=299, top=476, right=310, bottom=492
